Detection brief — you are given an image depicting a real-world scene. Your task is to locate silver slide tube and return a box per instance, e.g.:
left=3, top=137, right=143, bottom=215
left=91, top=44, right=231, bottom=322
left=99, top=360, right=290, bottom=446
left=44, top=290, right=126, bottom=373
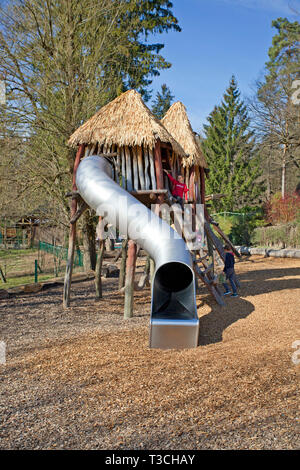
left=76, top=156, right=199, bottom=349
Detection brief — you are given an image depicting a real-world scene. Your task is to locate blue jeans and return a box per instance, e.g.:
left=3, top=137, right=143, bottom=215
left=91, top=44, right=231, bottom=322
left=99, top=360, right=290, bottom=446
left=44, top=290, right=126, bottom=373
left=223, top=268, right=237, bottom=294
left=174, top=195, right=184, bottom=209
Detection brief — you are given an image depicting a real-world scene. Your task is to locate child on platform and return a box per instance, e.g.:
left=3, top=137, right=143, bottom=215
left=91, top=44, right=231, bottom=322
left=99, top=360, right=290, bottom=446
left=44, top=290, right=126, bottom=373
left=163, top=170, right=188, bottom=209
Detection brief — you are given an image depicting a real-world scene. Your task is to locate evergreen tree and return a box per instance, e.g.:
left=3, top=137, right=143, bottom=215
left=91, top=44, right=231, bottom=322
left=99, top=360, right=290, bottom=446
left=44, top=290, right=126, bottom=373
left=202, top=76, right=263, bottom=212
left=152, top=84, right=175, bottom=119
left=266, top=17, right=300, bottom=81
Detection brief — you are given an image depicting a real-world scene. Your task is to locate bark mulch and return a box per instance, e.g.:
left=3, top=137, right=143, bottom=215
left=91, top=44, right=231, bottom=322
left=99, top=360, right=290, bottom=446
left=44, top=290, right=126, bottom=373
left=0, top=256, right=299, bottom=449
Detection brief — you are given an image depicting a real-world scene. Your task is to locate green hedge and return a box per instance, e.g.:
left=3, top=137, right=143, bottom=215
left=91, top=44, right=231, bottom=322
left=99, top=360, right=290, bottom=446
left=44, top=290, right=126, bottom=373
left=251, top=223, right=300, bottom=249
left=213, top=208, right=265, bottom=246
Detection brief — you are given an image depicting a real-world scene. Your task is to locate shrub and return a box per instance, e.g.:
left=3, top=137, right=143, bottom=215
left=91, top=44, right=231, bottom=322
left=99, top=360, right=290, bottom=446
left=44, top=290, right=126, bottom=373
left=265, top=192, right=300, bottom=224
left=213, top=206, right=265, bottom=246
left=251, top=223, right=300, bottom=248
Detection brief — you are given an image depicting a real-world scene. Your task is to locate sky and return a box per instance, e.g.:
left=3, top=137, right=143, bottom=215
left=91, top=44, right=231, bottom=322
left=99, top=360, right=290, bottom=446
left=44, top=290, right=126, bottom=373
left=150, top=0, right=300, bottom=132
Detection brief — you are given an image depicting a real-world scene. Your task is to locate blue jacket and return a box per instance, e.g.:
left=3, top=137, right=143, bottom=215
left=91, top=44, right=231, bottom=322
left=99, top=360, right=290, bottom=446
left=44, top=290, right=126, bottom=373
left=224, top=252, right=235, bottom=272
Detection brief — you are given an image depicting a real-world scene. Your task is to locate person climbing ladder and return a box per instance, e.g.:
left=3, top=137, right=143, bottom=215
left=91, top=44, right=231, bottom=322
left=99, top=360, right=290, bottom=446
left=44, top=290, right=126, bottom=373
left=222, top=245, right=238, bottom=297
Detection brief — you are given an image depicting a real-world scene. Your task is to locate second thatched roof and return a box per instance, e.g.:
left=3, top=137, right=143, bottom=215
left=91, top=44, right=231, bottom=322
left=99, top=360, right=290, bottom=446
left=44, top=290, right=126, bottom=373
left=68, top=90, right=186, bottom=157
left=161, top=101, right=208, bottom=168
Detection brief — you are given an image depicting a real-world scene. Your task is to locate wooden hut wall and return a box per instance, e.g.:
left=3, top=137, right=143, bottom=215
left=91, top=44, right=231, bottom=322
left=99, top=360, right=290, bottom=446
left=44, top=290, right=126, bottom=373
left=84, top=143, right=158, bottom=192
left=84, top=143, right=204, bottom=205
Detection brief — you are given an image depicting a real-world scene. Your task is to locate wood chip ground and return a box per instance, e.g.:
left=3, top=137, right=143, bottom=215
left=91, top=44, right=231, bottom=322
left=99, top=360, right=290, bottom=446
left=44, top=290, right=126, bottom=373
left=0, top=256, right=299, bottom=449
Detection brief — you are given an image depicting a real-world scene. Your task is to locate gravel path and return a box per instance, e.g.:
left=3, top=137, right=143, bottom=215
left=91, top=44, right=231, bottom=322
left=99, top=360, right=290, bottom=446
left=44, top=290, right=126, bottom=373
left=0, top=256, right=299, bottom=449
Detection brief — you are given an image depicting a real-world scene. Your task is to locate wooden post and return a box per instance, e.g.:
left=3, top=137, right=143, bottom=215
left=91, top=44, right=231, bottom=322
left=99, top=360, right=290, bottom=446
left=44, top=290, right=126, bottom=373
left=119, top=239, right=128, bottom=290
left=189, top=166, right=196, bottom=232
left=95, top=240, right=105, bottom=299
left=116, top=146, right=121, bottom=185
left=137, top=146, right=145, bottom=190
left=154, top=140, right=164, bottom=194
left=125, top=146, right=133, bottom=191
left=189, top=166, right=195, bottom=202
left=63, top=144, right=86, bottom=308
left=132, top=147, right=139, bottom=191
left=185, top=166, right=190, bottom=198
left=200, top=167, right=209, bottom=219
left=124, top=240, right=137, bottom=319
left=150, top=258, right=155, bottom=286
left=143, top=146, right=151, bottom=190
left=4, top=217, right=7, bottom=249
left=149, top=147, right=157, bottom=190
left=138, top=255, right=150, bottom=289
left=94, top=216, right=105, bottom=299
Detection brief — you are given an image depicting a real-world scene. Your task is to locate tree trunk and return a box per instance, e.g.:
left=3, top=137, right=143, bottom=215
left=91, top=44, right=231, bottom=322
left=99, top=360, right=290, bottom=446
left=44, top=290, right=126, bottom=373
left=82, top=211, right=96, bottom=272
left=281, top=153, right=286, bottom=199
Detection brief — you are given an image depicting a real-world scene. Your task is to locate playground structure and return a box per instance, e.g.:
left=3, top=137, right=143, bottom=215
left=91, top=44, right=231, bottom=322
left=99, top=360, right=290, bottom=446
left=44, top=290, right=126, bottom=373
left=64, top=90, right=239, bottom=348
left=0, top=215, right=39, bottom=249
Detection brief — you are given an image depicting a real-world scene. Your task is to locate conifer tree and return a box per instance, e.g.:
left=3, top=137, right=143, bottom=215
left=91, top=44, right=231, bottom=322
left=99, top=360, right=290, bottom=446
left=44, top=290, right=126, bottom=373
left=202, top=76, right=263, bottom=212
left=152, top=84, right=175, bottom=119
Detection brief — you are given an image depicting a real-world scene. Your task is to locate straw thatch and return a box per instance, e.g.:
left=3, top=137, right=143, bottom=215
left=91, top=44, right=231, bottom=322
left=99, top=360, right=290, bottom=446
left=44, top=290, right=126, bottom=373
left=68, top=90, right=186, bottom=157
left=161, top=102, right=208, bottom=168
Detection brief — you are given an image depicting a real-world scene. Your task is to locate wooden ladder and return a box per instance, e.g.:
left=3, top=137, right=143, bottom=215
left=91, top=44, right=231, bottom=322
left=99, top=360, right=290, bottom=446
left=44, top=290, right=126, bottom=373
left=192, top=253, right=225, bottom=306
left=204, top=220, right=240, bottom=289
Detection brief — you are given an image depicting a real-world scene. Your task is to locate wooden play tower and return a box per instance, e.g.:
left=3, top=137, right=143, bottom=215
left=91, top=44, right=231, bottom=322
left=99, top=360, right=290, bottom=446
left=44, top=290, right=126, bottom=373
left=63, top=90, right=238, bottom=314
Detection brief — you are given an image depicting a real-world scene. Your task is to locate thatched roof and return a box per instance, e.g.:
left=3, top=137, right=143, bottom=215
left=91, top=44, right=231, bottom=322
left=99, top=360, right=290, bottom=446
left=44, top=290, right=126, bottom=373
left=68, top=90, right=186, bottom=157
left=161, top=102, right=208, bottom=168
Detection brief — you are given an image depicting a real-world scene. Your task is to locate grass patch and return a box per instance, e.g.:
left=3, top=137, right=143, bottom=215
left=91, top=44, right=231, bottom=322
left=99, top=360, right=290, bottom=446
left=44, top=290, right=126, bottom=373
left=0, top=248, right=36, bottom=260
left=0, top=273, right=55, bottom=289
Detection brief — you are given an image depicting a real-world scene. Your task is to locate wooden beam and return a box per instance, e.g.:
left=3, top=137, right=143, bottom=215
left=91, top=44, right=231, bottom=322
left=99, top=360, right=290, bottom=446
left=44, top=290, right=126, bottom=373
left=63, top=143, right=86, bottom=308
left=125, top=146, right=133, bottom=192
left=154, top=140, right=164, bottom=205
left=119, top=239, right=127, bottom=290
left=124, top=240, right=137, bottom=319
left=212, top=223, right=241, bottom=258
left=130, top=189, right=167, bottom=195
left=204, top=221, right=225, bottom=261
left=144, top=146, right=151, bottom=190
left=149, top=147, right=157, bottom=191
left=205, top=193, right=226, bottom=201
left=193, top=263, right=225, bottom=306
left=189, top=166, right=195, bottom=202
left=95, top=240, right=105, bottom=299
left=70, top=199, right=89, bottom=224
left=121, top=147, right=126, bottom=189
left=132, top=147, right=139, bottom=191
left=159, top=142, right=173, bottom=151
left=200, top=167, right=209, bottom=219
left=137, top=146, right=145, bottom=190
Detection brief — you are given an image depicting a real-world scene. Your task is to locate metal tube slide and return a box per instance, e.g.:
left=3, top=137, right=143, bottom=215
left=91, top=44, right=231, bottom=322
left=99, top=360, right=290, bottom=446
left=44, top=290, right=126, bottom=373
left=76, top=156, right=199, bottom=349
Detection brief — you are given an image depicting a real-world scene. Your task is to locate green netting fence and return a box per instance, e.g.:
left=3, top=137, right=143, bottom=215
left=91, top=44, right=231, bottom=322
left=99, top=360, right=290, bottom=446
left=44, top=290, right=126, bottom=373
left=38, top=241, right=83, bottom=267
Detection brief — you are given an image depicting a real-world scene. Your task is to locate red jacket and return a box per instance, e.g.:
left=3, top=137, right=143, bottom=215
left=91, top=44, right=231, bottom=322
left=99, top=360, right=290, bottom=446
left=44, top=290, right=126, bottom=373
left=167, top=173, right=189, bottom=200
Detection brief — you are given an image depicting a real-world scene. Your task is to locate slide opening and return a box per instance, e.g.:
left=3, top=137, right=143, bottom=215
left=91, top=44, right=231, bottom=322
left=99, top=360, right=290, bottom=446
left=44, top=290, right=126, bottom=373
left=155, top=262, right=193, bottom=293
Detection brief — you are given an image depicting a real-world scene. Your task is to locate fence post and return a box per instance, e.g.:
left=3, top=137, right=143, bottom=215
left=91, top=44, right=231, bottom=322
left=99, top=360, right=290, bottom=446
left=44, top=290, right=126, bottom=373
left=34, top=260, right=38, bottom=283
